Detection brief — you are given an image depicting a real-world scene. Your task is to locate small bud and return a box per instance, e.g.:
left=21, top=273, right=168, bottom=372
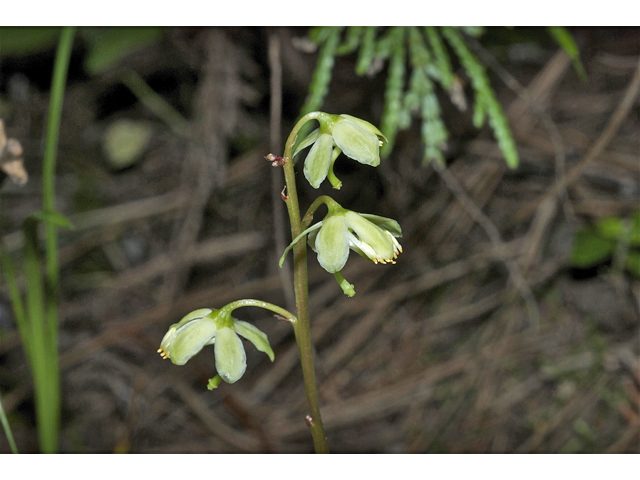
left=265, top=153, right=286, bottom=167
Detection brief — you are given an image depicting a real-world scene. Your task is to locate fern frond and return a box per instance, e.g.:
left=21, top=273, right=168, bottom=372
left=442, top=27, right=519, bottom=168
left=337, top=26, right=363, bottom=55
left=380, top=27, right=406, bottom=156
left=355, top=27, right=377, bottom=76
left=300, top=26, right=342, bottom=116
left=424, top=26, right=454, bottom=88
left=548, top=26, right=587, bottom=81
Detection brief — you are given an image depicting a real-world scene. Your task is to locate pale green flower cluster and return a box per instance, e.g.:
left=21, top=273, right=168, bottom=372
left=159, top=112, right=403, bottom=388
left=283, top=112, right=403, bottom=297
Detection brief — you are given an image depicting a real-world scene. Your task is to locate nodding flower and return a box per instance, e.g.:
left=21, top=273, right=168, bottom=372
left=307, top=210, right=402, bottom=273
left=293, top=113, right=387, bottom=189
left=158, top=307, right=274, bottom=385
left=280, top=199, right=402, bottom=296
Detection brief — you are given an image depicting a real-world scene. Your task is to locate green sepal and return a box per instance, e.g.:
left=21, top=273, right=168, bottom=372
left=303, top=133, right=334, bottom=188
left=174, top=308, right=213, bottom=328
left=315, top=215, right=350, bottom=273
left=233, top=319, right=275, bottom=362
left=358, top=214, right=403, bottom=238
left=214, top=326, right=247, bottom=384
left=338, top=114, right=387, bottom=143
left=279, top=222, right=323, bottom=267
left=292, top=128, right=320, bottom=158
left=345, top=211, right=396, bottom=261
left=332, top=118, right=381, bottom=167
left=162, top=314, right=218, bottom=366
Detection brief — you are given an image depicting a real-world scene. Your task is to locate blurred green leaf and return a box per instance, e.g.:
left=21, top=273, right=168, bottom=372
left=626, top=252, right=640, bottom=278
left=548, top=26, right=587, bottom=81
left=595, top=211, right=640, bottom=246
left=630, top=210, right=640, bottom=246
left=29, top=210, right=74, bottom=229
left=570, top=230, right=615, bottom=268
left=595, top=216, right=624, bottom=241
left=84, top=27, right=162, bottom=75
left=0, top=27, right=60, bottom=56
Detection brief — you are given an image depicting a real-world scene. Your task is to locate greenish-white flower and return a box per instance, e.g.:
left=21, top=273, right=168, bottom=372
left=158, top=307, right=274, bottom=385
left=309, top=211, right=402, bottom=272
left=294, top=113, right=387, bottom=189
left=280, top=206, right=402, bottom=274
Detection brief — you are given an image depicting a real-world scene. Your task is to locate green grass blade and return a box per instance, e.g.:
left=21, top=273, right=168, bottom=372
left=38, top=25, right=75, bottom=454
left=22, top=217, right=53, bottom=453
left=0, top=394, right=19, bottom=454
left=0, top=244, right=29, bottom=358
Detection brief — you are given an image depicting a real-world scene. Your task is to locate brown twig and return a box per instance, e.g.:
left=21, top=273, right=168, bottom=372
left=467, top=41, right=575, bottom=223
left=517, top=60, right=640, bottom=221
left=433, top=162, right=541, bottom=330
left=268, top=30, right=295, bottom=313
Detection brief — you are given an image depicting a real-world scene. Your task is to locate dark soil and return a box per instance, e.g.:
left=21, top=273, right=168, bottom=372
left=0, top=27, right=638, bottom=453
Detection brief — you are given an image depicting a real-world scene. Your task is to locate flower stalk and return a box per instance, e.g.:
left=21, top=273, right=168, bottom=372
left=158, top=110, right=397, bottom=454
left=280, top=112, right=329, bottom=453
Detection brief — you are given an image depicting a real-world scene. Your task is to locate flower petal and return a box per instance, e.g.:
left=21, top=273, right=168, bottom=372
left=345, top=211, right=395, bottom=261
left=332, top=119, right=381, bottom=166
left=303, top=133, right=334, bottom=188
left=165, top=316, right=218, bottom=366
left=214, top=327, right=247, bottom=384
left=234, top=319, right=275, bottom=362
left=174, top=308, right=213, bottom=328
left=338, top=114, right=387, bottom=142
left=315, top=215, right=350, bottom=273
left=358, top=214, right=402, bottom=237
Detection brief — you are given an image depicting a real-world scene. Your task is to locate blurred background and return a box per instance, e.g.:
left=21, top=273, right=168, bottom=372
left=0, top=26, right=638, bottom=453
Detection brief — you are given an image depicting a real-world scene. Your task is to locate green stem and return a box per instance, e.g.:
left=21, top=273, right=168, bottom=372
left=333, top=271, right=356, bottom=297
left=39, top=25, right=75, bottom=454
left=224, top=299, right=297, bottom=324
left=281, top=112, right=329, bottom=453
left=326, top=147, right=342, bottom=190
left=301, top=195, right=339, bottom=229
